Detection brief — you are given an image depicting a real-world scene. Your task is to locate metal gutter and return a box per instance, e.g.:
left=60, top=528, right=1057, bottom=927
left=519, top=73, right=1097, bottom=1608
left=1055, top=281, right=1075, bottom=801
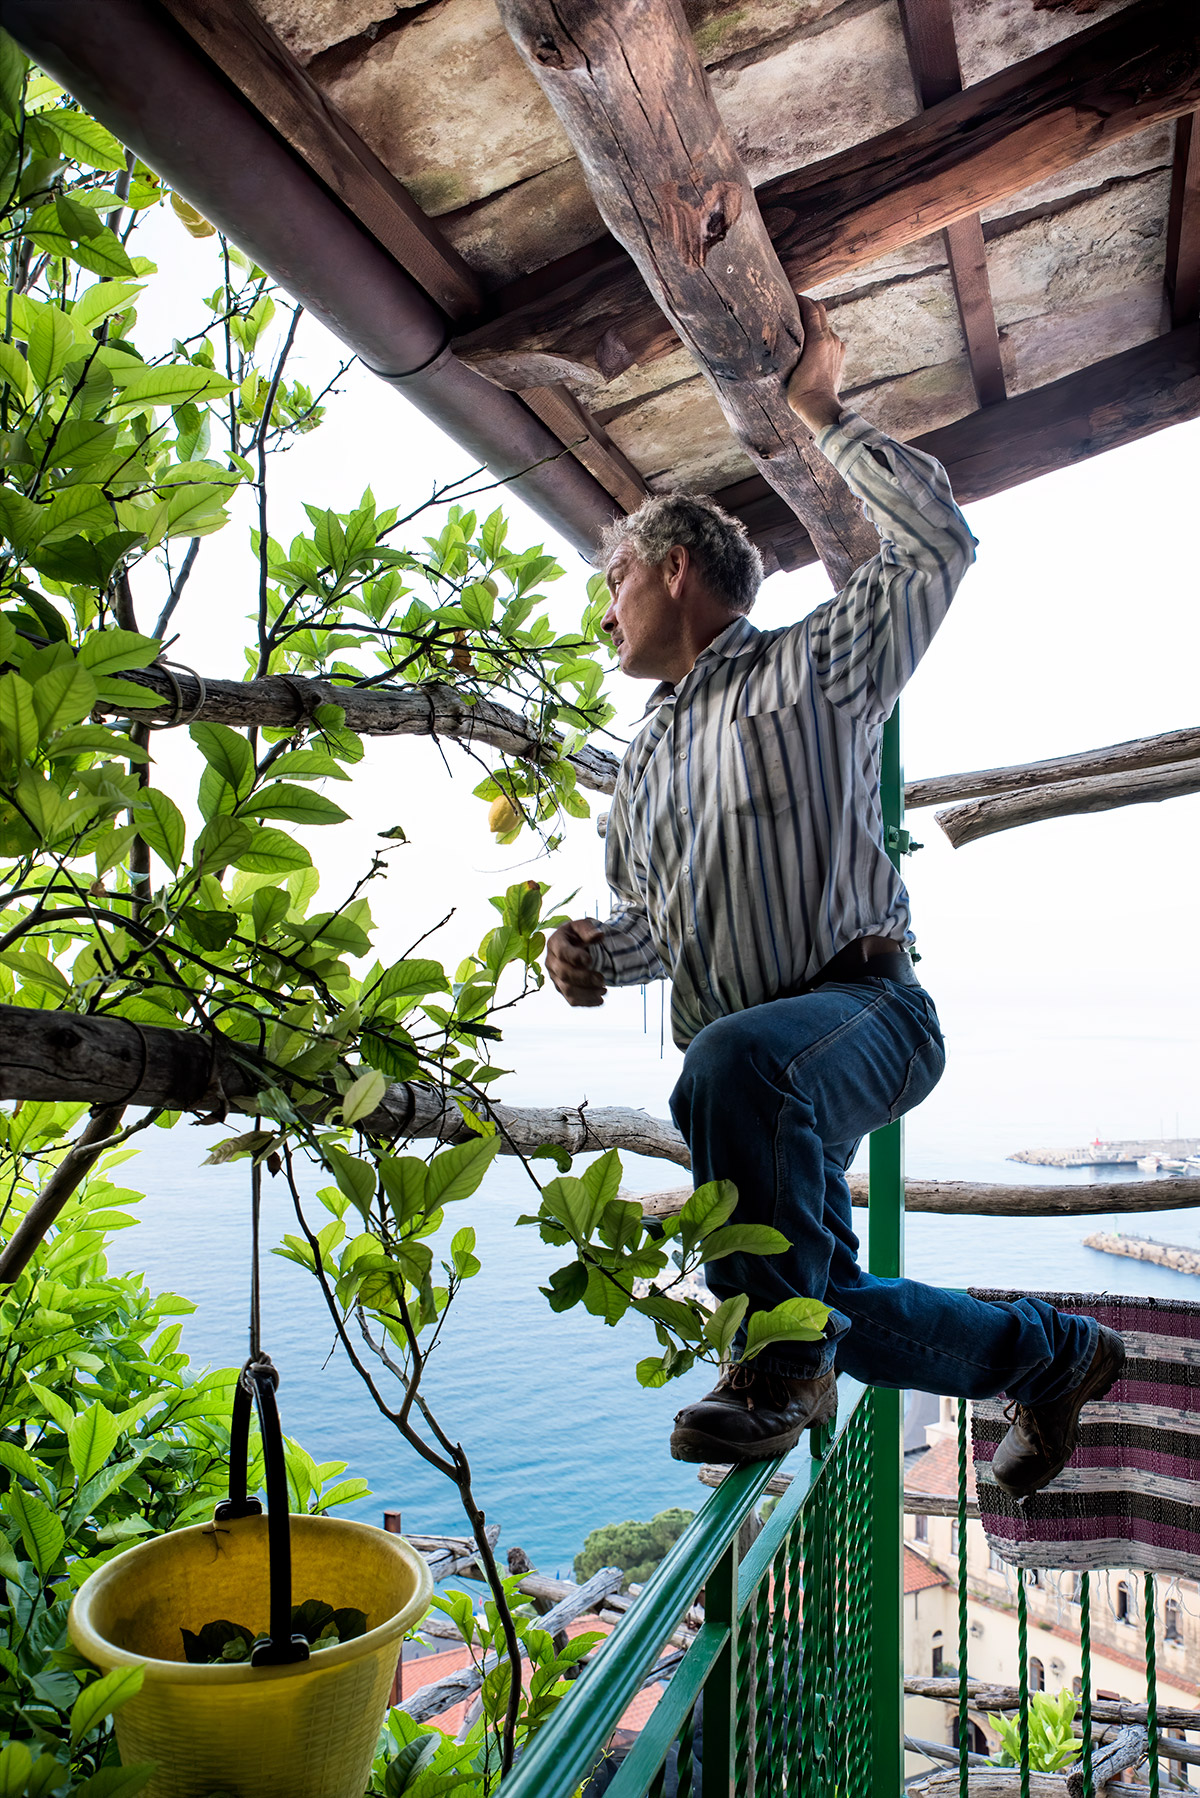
left=0, top=0, right=620, bottom=557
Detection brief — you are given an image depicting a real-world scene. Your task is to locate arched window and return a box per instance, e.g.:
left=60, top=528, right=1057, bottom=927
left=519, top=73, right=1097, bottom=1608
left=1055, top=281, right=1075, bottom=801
left=1072, top=1677, right=1083, bottom=1699
left=1030, top=1658, right=1045, bottom=1692
left=1116, top=1581, right=1131, bottom=1622
left=952, top=1718, right=988, bottom=1754
left=914, top=1512, right=928, bottom=1542
left=1165, top=1599, right=1183, bottom=1642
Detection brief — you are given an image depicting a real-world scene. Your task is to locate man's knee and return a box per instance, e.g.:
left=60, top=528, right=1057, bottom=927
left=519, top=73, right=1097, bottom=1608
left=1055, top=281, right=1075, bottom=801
left=671, top=1010, right=761, bottom=1118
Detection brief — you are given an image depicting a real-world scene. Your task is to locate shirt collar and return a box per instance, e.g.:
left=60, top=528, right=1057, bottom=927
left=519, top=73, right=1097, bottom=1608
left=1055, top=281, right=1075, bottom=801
left=639, top=616, right=760, bottom=715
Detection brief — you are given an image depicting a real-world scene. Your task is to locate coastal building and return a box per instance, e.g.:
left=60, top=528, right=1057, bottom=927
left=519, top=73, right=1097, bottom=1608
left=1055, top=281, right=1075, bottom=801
left=903, top=1400, right=1200, bottom=1785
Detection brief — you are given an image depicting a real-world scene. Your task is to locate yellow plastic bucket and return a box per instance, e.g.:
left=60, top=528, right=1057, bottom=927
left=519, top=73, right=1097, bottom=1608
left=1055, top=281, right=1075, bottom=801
left=68, top=1512, right=433, bottom=1798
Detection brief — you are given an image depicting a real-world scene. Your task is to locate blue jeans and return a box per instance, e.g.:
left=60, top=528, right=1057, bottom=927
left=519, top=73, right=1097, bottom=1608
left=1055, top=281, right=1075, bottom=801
left=669, top=975, right=1097, bottom=1404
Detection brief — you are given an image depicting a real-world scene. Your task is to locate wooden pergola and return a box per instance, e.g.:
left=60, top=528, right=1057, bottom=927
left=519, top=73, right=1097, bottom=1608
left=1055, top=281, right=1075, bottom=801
left=151, top=0, right=1199, bottom=588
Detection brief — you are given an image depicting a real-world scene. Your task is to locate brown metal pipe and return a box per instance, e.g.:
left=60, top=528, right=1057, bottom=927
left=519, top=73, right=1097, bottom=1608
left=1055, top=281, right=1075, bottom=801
left=0, top=0, right=619, bottom=555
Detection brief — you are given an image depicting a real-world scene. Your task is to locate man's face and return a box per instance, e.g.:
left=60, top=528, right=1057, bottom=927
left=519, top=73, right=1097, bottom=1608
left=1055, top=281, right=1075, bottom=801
left=601, top=541, right=680, bottom=681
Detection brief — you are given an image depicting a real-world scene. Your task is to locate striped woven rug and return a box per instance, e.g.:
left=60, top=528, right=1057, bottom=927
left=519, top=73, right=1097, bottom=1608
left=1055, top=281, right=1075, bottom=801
left=968, top=1290, right=1200, bottom=1577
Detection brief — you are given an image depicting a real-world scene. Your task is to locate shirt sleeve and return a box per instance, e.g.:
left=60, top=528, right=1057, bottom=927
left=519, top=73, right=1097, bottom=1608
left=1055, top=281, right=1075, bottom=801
left=589, top=784, right=669, bottom=987
left=806, top=410, right=977, bottom=721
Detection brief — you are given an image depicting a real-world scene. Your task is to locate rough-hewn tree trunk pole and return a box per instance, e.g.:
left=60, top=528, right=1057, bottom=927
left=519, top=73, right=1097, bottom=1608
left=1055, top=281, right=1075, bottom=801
left=493, top=0, right=879, bottom=589
left=0, top=1004, right=691, bottom=1152
left=458, top=1, right=1200, bottom=397
left=102, top=668, right=620, bottom=795
left=906, top=724, right=1200, bottom=810
left=936, top=758, right=1200, bottom=847
left=637, top=1175, right=1200, bottom=1220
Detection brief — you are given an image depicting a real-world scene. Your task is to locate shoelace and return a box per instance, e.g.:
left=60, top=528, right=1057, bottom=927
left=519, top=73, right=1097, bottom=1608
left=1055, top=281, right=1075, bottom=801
left=1002, top=1398, right=1050, bottom=1455
left=717, top=1364, right=802, bottom=1413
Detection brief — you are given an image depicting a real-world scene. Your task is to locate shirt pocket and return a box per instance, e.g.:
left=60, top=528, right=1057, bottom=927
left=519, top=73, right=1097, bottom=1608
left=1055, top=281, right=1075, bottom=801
left=728, top=707, right=809, bottom=817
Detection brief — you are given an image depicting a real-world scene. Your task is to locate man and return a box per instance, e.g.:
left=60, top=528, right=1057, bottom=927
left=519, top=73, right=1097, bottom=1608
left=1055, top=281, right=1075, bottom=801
left=547, top=296, right=1123, bottom=1498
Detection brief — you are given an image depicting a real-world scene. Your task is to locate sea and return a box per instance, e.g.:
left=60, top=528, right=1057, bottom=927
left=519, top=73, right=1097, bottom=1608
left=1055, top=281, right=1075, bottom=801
left=114, top=970, right=1200, bottom=1581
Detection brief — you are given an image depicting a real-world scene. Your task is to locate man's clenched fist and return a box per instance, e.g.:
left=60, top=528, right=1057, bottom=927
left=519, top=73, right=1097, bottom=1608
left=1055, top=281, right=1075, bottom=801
left=546, top=918, right=607, bottom=1008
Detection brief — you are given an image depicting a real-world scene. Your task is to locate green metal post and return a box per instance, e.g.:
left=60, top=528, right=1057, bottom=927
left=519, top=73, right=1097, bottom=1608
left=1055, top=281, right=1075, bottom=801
left=701, top=1536, right=739, bottom=1798
left=868, top=703, right=906, bottom=1796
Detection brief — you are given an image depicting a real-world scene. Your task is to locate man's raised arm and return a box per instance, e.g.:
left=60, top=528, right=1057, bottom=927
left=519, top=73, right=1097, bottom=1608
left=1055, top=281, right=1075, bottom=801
left=787, top=295, right=977, bottom=722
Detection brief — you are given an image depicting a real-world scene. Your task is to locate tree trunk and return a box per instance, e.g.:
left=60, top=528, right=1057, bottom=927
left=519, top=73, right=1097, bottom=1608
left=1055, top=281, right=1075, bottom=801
left=493, top=0, right=879, bottom=589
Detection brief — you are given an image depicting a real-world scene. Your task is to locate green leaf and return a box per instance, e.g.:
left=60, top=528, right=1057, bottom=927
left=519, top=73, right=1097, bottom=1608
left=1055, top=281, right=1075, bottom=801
left=4, top=1486, right=65, bottom=1578
left=679, top=1180, right=739, bottom=1242
left=450, top=1225, right=480, bottom=1279
left=195, top=815, right=252, bottom=869
left=38, top=481, right=114, bottom=545
left=426, top=1134, right=499, bottom=1207
left=189, top=720, right=252, bottom=795
left=0, top=339, right=33, bottom=406
left=28, top=197, right=137, bottom=279
left=73, top=1765, right=156, bottom=1798
left=0, top=1438, right=51, bottom=1495
left=580, top=1147, right=622, bottom=1210
left=0, top=671, right=38, bottom=761
left=343, top=1068, right=386, bottom=1126
left=742, top=1297, right=830, bottom=1360
left=241, top=781, right=349, bottom=826
left=0, top=1743, right=32, bottom=1798
left=702, top=1292, right=748, bottom=1360
left=77, top=628, right=160, bottom=679
left=108, top=363, right=236, bottom=416
left=531, top=1142, right=572, bottom=1173
left=68, top=1401, right=120, bottom=1482
left=325, top=1148, right=376, bottom=1218
left=31, top=660, right=97, bottom=734
left=541, top=1261, right=587, bottom=1314
left=697, top=1224, right=790, bottom=1263
left=377, top=1155, right=427, bottom=1229
left=134, top=788, right=185, bottom=870
left=0, top=29, right=25, bottom=126
left=41, top=107, right=127, bottom=171
left=71, top=280, right=145, bottom=338
left=231, top=826, right=312, bottom=874
left=375, top=958, right=449, bottom=1005
left=26, top=305, right=75, bottom=388
left=69, top=1664, right=144, bottom=1743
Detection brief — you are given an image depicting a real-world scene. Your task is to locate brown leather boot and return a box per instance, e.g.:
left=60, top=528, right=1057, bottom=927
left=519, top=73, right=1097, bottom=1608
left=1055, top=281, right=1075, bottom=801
left=990, top=1326, right=1125, bottom=1499
left=669, top=1363, right=837, bottom=1464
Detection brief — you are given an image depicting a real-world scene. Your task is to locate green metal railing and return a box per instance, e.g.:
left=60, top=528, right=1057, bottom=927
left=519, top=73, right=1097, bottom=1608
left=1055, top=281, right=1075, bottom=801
left=503, top=1376, right=884, bottom=1798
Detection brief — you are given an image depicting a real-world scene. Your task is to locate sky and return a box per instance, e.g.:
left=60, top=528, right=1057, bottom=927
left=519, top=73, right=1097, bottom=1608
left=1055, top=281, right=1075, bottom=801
left=124, top=203, right=1200, bottom=1170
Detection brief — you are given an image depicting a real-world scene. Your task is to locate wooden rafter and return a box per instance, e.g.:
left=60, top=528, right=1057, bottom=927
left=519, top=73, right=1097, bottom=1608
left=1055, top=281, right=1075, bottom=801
left=455, top=2, right=1200, bottom=394
left=159, top=0, right=646, bottom=516
left=1166, top=109, right=1200, bottom=327
left=718, top=323, right=1200, bottom=569
left=897, top=0, right=1005, bottom=409
left=492, top=0, right=879, bottom=587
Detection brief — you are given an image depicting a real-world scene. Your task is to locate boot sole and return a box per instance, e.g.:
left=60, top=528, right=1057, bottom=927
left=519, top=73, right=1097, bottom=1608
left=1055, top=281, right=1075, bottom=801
left=992, top=1327, right=1126, bottom=1499
left=669, top=1400, right=837, bottom=1466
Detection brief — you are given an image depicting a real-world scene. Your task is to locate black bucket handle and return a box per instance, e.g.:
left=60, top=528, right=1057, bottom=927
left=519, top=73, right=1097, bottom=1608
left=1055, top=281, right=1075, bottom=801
left=214, top=1355, right=310, bottom=1667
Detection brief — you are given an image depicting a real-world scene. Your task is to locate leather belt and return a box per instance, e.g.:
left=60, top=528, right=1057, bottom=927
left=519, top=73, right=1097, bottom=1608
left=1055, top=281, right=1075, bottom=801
left=781, top=935, right=912, bottom=1001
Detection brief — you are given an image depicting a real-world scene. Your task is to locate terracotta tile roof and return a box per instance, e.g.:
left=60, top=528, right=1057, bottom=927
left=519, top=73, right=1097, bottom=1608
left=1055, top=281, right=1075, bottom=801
left=904, top=1434, right=977, bottom=1503
left=904, top=1547, right=950, bottom=1595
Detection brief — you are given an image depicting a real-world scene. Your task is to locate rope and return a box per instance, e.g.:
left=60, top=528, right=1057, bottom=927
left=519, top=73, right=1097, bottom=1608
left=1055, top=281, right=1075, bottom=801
left=1016, top=1572, right=1030, bottom=1798
left=956, top=1399, right=969, bottom=1798
left=249, top=1150, right=262, bottom=1363
left=1145, top=1572, right=1160, bottom=1798
left=145, top=659, right=208, bottom=731
left=1080, top=1573, right=1094, bottom=1798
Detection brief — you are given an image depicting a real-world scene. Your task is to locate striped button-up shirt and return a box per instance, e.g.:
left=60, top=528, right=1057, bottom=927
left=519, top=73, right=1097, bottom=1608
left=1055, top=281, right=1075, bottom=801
left=593, top=410, right=977, bottom=1048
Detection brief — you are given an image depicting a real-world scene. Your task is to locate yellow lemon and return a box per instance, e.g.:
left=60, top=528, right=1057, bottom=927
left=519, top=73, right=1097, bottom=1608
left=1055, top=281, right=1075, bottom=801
left=488, top=794, right=521, bottom=834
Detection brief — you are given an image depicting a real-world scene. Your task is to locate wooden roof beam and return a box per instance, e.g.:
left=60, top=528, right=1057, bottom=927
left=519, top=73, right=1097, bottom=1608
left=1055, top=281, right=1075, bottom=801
left=717, top=322, right=1200, bottom=567
left=492, top=0, right=879, bottom=588
left=159, top=0, right=647, bottom=517
left=456, top=0, right=1200, bottom=393
left=896, top=0, right=1005, bottom=409
left=1166, top=109, right=1200, bottom=327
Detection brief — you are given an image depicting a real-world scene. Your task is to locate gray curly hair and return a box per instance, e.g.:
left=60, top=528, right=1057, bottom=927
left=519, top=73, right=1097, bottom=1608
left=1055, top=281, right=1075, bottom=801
left=601, top=492, right=763, bottom=616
